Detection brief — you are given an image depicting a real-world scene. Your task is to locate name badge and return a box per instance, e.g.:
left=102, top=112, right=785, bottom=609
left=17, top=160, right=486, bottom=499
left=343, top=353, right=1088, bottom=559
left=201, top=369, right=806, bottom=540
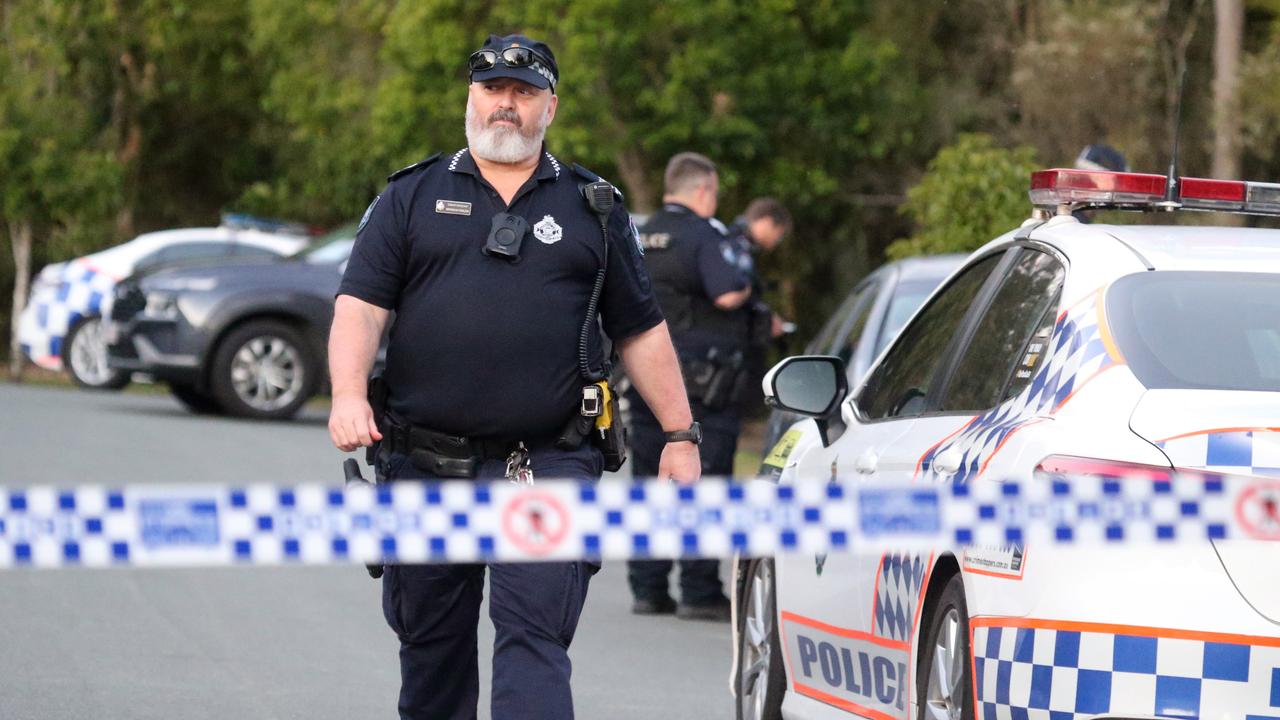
left=435, top=200, right=472, bottom=216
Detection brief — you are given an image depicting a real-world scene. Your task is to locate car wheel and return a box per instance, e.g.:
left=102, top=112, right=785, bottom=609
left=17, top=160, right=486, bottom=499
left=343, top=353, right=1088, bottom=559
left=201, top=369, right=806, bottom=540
left=918, top=573, right=975, bottom=720
left=736, top=558, right=785, bottom=720
left=169, top=382, right=223, bottom=415
left=65, top=317, right=130, bottom=390
left=209, top=320, right=316, bottom=420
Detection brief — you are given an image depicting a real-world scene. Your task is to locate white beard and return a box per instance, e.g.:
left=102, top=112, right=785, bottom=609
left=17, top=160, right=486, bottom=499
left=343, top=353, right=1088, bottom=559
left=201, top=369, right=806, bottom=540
left=465, top=98, right=550, bottom=164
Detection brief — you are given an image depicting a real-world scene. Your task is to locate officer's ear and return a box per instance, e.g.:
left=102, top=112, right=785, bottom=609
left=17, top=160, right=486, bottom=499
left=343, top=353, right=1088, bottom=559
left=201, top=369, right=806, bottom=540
left=543, top=92, right=558, bottom=126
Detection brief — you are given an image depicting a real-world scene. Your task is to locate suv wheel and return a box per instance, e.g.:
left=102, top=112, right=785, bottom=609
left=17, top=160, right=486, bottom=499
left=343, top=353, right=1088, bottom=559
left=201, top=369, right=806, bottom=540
left=918, top=573, right=974, bottom=720
left=209, top=320, right=316, bottom=420
left=65, top=317, right=130, bottom=390
left=169, top=382, right=222, bottom=415
left=736, top=558, right=785, bottom=720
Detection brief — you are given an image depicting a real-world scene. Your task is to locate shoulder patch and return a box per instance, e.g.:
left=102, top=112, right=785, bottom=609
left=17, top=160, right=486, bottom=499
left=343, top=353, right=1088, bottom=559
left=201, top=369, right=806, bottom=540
left=387, top=152, right=442, bottom=182
left=357, top=194, right=381, bottom=234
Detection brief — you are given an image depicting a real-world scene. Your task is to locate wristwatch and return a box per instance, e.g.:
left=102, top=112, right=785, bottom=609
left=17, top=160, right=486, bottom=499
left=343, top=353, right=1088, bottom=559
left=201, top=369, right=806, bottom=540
left=664, top=422, right=702, bottom=445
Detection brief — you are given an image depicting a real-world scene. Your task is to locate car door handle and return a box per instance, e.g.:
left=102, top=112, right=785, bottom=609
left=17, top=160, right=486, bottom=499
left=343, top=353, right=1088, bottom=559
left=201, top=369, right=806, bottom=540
left=932, top=449, right=963, bottom=476
left=854, top=451, right=877, bottom=475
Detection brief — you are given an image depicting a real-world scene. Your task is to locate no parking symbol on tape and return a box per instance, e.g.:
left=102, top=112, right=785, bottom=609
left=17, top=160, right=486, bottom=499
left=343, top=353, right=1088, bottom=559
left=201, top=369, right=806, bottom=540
left=501, top=491, right=570, bottom=557
left=1236, top=480, right=1280, bottom=540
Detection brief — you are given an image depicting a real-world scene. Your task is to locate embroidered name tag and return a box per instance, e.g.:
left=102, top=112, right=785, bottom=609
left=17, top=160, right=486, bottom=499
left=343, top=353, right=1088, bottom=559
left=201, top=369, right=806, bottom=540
left=435, top=200, right=472, bottom=216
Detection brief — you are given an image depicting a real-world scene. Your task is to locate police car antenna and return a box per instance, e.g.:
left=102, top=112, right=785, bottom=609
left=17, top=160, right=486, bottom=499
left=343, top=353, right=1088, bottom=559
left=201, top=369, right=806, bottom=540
left=1156, top=64, right=1188, bottom=211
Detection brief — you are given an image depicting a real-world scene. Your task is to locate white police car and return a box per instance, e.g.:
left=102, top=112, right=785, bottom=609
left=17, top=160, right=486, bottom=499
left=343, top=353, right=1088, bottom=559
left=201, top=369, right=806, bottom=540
left=17, top=217, right=307, bottom=389
left=735, top=169, right=1280, bottom=720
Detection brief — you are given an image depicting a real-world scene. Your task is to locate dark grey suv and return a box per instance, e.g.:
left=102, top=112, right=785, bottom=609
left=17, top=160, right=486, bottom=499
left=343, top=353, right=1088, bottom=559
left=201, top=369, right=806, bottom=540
left=106, top=228, right=358, bottom=420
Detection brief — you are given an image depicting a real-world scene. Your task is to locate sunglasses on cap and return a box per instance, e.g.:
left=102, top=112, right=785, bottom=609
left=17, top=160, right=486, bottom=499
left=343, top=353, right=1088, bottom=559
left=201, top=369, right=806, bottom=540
left=468, top=46, right=554, bottom=76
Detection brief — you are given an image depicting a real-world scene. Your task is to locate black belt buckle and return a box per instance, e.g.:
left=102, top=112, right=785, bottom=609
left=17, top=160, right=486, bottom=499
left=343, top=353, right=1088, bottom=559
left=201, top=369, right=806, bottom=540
left=409, top=447, right=479, bottom=479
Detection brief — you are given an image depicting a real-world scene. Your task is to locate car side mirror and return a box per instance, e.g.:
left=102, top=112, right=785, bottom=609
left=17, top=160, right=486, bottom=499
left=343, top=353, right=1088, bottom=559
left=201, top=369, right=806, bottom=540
left=763, top=356, right=848, bottom=446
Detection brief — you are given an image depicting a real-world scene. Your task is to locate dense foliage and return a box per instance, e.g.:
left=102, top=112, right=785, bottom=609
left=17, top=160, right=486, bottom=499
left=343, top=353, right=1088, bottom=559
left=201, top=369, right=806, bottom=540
left=4, top=0, right=1280, bottom=359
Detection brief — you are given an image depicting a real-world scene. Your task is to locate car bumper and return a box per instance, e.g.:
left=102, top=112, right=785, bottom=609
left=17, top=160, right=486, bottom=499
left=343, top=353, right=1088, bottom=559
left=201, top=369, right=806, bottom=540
left=105, top=318, right=202, bottom=386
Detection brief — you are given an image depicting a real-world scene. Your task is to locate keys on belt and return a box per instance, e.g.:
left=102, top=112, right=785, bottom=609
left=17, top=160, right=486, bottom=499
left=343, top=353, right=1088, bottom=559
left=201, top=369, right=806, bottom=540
left=504, top=442, right=534, bottom=485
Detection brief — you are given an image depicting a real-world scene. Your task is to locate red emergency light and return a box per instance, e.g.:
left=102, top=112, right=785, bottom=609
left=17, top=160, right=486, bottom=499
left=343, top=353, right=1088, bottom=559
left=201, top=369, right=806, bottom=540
left=1029, top=169, right=1167, bottom=209
left=1030, top=169, right=1280, bottom=217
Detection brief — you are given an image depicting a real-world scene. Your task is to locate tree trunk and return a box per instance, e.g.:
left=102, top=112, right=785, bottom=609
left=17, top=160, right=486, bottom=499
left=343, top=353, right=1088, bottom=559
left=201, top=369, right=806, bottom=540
left=8, top=220, right=33, bottom=381
left=615, top=146, right=657, bottom=214
left=1212, top=0, right=1243, bottom=179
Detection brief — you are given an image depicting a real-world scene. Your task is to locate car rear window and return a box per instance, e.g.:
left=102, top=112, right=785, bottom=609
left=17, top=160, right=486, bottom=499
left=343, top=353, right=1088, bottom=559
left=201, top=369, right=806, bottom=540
left=1107, top=271, right=1280, bottom=391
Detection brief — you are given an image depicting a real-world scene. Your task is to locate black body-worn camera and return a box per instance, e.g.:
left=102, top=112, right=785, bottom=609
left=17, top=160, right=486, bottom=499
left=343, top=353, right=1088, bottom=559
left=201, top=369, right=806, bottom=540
left=483, top=212, right=530, bottom=261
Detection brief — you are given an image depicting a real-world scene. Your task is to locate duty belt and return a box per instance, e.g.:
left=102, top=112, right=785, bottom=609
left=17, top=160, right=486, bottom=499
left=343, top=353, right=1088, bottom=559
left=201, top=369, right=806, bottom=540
left=385, top=418, right=533, bottom=459
left=383, top=414, right=538, bottom=479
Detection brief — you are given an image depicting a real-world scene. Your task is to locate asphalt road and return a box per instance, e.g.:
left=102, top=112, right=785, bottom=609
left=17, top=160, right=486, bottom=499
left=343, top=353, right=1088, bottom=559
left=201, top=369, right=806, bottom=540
left=0, top=383, right=733, bottom=719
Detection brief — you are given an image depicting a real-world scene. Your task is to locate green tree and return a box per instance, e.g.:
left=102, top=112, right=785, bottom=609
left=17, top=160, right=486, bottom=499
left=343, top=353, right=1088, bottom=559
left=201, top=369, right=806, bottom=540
left=886, top=134, right=1039, bottom=260
left=1, top=1, right=121, bottom=377
left=241, top=0, right=927, bottom=338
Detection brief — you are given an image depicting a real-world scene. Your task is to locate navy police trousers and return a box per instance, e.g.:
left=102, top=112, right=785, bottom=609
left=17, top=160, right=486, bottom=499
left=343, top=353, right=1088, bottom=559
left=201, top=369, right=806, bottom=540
left=376, top=442, right=603, bottom=720
left=625, top=408, right=738, bottom=605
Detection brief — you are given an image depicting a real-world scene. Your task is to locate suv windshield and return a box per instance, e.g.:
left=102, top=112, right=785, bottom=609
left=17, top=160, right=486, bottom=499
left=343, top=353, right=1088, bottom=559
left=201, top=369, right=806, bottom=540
left=1107, top=271, right=1280, bottom=392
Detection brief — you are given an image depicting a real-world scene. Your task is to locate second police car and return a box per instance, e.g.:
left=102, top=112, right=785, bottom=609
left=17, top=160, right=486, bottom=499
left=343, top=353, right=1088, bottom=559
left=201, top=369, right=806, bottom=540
left=735, top=169, right=1280, bottom=720
left=17, top=216, right=308, bottom=389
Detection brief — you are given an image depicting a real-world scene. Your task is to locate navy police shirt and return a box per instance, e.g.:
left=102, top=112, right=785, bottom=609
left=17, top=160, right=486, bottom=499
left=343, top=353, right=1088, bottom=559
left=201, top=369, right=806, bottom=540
left=637, top=203, right=751, bottom=354
left=339, top=147, right=663, bottom=439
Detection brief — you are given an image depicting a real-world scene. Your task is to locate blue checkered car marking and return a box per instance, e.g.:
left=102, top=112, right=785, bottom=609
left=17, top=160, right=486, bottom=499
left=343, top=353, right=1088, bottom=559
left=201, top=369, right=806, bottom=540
left=1159, top=430, right=1280, bottom=479
left=973, top=624, right=1280, bottom=719
left=919, top=294, right=1115, bottom=485
left=873, top=552, right=928, bottom=642
left=19, top=260, right=118, bottom=367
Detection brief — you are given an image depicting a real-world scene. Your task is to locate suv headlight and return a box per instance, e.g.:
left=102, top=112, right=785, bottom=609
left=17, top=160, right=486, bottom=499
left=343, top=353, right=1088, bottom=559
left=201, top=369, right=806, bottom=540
left=143, top=292, right=181, bottom=320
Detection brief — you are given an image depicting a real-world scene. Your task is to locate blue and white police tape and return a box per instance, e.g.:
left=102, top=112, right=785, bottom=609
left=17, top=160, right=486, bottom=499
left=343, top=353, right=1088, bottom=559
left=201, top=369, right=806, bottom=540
left=0, top=472, right=1276, bottom=569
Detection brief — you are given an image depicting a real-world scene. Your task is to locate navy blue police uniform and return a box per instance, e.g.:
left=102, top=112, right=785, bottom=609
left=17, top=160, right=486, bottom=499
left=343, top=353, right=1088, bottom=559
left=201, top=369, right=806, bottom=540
left=338, top=145, right=661, bottom=719
left=625, top=202, right=750, bottom=612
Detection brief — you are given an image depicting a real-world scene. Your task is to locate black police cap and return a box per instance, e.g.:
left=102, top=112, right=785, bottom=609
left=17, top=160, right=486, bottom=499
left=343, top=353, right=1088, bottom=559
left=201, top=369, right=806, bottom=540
left=469, top=34, right=559, bottom=91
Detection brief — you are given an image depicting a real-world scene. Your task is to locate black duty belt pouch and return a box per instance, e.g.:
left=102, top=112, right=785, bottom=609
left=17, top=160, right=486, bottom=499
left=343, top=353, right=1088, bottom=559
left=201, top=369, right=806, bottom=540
left=682, top=348, right=748, bottom=411
left=408, top=447, right=478, bottom=479
left=556, top=413, right=594, bottom=451
left=402, top=426, right=480, bottom=479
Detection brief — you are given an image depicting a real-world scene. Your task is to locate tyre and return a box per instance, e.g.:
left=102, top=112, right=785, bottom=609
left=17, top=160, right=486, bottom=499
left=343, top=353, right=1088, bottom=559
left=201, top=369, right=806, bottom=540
left=735, top=558, right=786, bottom=720
left=169, top=382, right=223, bottom=415
left=65, top=316, right=130, bottom=390
left=918, top=573, right=975, bottom=720
left=208, top=320, right=317, bottom=420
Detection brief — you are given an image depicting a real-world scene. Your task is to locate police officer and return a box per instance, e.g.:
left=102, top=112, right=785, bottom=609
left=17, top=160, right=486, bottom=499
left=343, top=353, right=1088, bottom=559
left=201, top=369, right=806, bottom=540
left=725, top=197, right=793, bottom=414
left=626, top=152, right=750, bottom=620
left=327, top=34, right=702, bottom=720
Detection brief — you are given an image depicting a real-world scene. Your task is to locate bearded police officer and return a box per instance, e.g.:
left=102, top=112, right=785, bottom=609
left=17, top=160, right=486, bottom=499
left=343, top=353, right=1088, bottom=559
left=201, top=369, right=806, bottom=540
left=626, top=152, right=751, bottom=620
left=327, top=34, right=701, bottom=720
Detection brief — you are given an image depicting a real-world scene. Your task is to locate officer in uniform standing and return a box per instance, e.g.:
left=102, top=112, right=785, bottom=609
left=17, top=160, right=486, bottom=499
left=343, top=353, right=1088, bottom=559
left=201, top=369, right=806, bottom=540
left=724, top=197, right=793, bottom=413
left=626, top=152, right=751, bottom=620
left=327, top=34, right=702, bottom=720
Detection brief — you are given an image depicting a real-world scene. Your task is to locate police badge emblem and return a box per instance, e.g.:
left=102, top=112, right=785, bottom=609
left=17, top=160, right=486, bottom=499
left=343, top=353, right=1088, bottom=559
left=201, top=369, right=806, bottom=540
left=533, top=215, right=562, bottom=244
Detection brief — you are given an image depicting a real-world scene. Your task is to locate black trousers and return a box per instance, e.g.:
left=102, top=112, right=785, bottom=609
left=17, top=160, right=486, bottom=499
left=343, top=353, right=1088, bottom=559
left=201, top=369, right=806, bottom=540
left=376, top=442, right=603, bottom=720
left=625, top=408, right=738, bottom=605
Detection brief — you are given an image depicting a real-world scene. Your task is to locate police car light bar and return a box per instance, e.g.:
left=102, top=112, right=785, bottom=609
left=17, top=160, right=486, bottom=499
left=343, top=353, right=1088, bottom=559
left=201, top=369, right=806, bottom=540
left=1030, top=169, right=1280, bottom=216
left=1179, top=177, right=1280, bottom=215
left=1029, top=169, right=1167, bottom=210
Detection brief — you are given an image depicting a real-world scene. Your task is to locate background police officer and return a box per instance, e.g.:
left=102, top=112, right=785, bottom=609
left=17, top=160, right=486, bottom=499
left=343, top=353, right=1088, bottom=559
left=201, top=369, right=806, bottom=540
left=626, top=152, right=750, bottom=621
left=725, top=197, right=793, bottom=414
left=327, top=34, right=702, bottom=720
